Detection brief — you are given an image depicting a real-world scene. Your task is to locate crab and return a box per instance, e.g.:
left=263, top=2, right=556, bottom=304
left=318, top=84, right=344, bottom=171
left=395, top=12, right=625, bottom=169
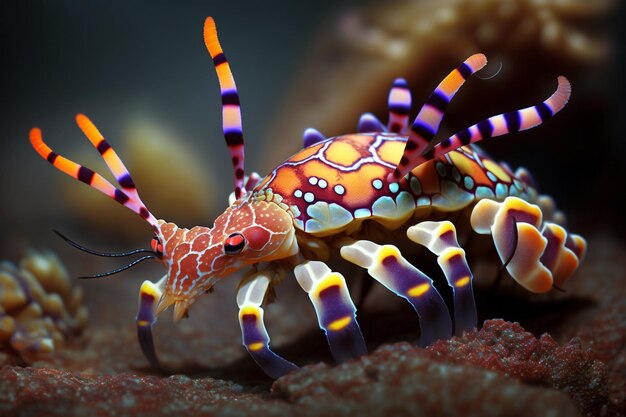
left=29, top=17, right=585, bottom=378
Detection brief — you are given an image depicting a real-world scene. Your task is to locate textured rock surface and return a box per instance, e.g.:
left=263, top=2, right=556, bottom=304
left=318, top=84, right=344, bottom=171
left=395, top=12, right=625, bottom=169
left=0, top=367, right=289, bottom=417
left=0, top=234, right=623, bottom=417
left=274, top=343, right=581, bottom=417
left=426, top=320, right=609, bottom=416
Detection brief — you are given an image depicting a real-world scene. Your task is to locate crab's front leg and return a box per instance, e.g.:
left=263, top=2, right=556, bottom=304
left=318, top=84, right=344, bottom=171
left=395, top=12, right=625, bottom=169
left=136, top=275, right=167, bottom=370
left=236, top=271, right=299, bottom=379
left=340, top=241, right=452, bottom=346
left=294, top=261, right=367, bottom=363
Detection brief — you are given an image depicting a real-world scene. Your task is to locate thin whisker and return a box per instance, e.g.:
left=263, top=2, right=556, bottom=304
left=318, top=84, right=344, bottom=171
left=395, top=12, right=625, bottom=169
left=54, top=230, right=154, bottom=258
left=78, top=255, right=157, bottom=279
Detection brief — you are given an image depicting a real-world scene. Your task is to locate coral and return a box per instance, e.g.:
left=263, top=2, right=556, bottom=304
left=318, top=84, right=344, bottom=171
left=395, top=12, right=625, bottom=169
left=0, top=251, right=87, bottom=365
left=265, top=0, right=612, bottom=166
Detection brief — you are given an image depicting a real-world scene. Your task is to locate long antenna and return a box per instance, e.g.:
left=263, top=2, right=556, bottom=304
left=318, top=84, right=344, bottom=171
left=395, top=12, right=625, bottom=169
left=54, top=230, right=154, bottom=258
left=29, top=115, right=158, bottom=227
left=204, top=17, right=246, bottom=200
left=78, top=255, right=157, bottom=279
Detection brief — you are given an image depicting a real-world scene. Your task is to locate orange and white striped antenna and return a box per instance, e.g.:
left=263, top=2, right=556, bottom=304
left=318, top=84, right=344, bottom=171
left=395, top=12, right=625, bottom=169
left=29, top=114, right=158, bottom=228
left=204, top=16, right=246, bottom=200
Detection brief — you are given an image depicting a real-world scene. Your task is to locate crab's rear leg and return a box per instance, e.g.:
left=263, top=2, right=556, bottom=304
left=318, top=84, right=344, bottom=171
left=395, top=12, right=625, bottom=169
left=236, top=272, right=299, bottom=379
left=340, top=241, right=452, bottom=346
left=136, top=275, right=167, bottom=370
left=471, top=196, right=586, bottom=292
left=294, top=261, right=367, bottom=363
left=407, top=221, right=477, bottom=335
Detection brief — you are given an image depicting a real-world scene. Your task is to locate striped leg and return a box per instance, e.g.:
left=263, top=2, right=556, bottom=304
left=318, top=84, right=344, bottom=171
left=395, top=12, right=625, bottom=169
left=340, top=241, right=452, bottom=346
left=237, top=272, right=298, bottom=379
left=471, top=196, right=586, bottom=292
left=294, top=261, right=367, bottom=363
left=136, top=275, right=167, bottom=370
left=407, top=221, right=476, bottom=335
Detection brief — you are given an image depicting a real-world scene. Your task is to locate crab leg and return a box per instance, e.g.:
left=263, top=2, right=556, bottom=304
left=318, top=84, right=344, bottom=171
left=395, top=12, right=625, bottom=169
left=136, top=275, right=167, bottom=370
left=407, top=221, right=477, bottom=335
left=237, top=272, right=298, bottom=379
left=471, top=196, right=586, bottom=292
left=294, top=261, right=367, bottom=363
left=541, top=223, right=586, bottom=287
left=340, top=241, right=452, bottom=346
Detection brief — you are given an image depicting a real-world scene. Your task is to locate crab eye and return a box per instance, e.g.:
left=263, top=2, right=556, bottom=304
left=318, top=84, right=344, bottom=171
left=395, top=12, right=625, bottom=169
left=150, top=235, right=163, bottom=258
left=224, top=232, right=246, bottom=255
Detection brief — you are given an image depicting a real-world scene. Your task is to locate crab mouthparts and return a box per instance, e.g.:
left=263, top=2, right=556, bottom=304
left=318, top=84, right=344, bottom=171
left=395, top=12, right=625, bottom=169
left=155, top=294, right=191, bottom=322
left=173, top=300, right=190, bottom=321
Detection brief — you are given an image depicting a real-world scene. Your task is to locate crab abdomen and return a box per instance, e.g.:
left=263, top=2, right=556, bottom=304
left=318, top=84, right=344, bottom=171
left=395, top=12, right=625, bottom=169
left=254, top=133, right=535, bottom=236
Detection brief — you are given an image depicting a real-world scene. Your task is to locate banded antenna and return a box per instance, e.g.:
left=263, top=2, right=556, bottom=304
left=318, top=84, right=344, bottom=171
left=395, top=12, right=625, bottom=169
left=409, top=76, right=571, bottom=168
left=390, top=54, right=487, bottom=181
left=29, top=114, right=158, bottom=228
left=204, top=17, right=246, bottom=200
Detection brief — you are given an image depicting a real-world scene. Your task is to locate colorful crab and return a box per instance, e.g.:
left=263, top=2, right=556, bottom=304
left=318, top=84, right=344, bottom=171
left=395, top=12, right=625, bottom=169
left=29, top=17, right=586, bottom=379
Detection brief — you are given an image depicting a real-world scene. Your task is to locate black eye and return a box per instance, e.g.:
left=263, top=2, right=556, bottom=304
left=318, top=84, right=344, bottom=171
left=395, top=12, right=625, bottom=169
left=224, top=232, right=246, bottom=255
left=150, top=235, right=163, bottom=258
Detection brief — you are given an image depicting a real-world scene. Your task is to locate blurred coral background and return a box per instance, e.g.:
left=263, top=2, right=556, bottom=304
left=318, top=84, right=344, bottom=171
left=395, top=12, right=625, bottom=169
left=1, top=0, right=623, bottom=261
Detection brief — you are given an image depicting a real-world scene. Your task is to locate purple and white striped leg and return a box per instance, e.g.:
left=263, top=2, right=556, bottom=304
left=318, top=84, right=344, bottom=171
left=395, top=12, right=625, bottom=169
left=294, top=261, right=367, bottom=363
left=340, top=241, right=452, bottom=346
left=136, top=275, right=167, bottom=370
left=407, top=221, right=477, bottom=335
left=237, top=272, right=298, bottom=379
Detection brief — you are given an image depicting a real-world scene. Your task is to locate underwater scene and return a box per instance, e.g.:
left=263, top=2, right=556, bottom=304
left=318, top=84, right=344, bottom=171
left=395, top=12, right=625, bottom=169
left=0, top=1, right=625, bottom=416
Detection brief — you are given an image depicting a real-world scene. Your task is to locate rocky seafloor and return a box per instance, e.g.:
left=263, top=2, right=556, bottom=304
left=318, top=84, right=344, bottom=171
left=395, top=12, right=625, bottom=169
left=0, top=233, right=624, bottom=417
